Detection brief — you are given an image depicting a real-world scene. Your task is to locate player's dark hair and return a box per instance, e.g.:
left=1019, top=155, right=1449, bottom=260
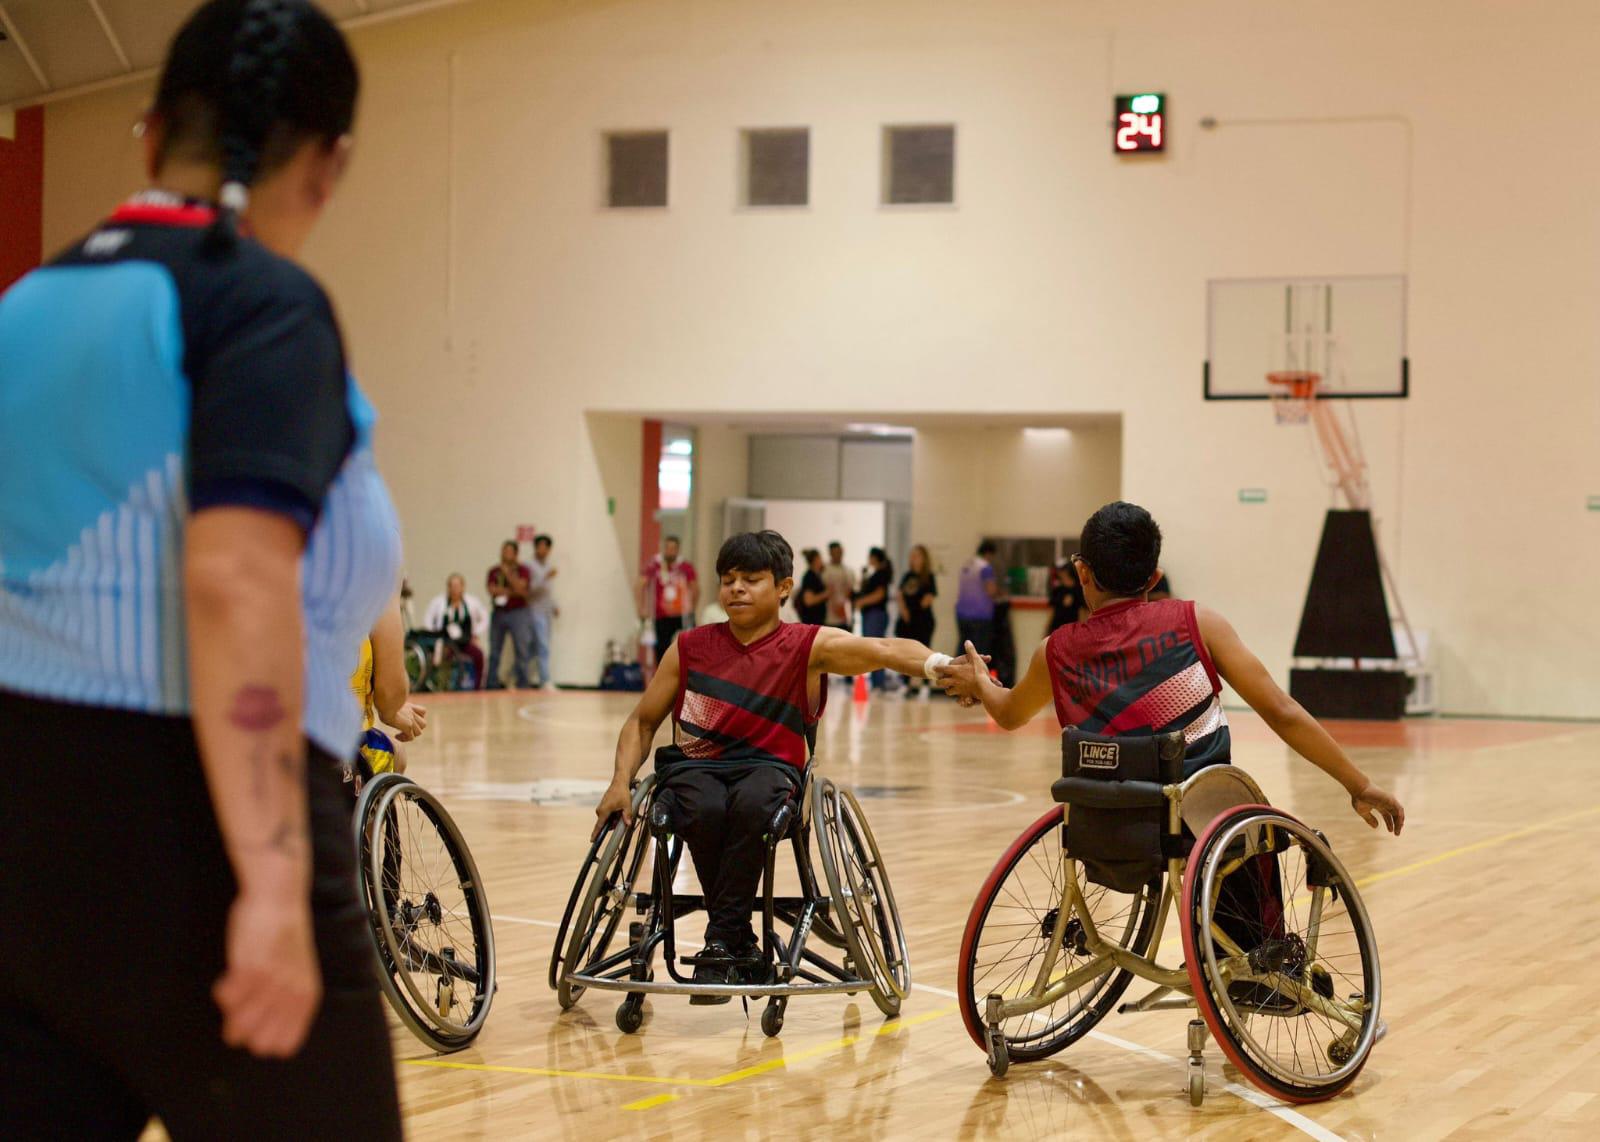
left=153, top=0, right=358, bottom=249
left=534, top=533, right=553, bottom=547
left=716, top=530, right=794, bottom=584
left=828, top=541, right=842, bottom=551
left=801, top=547, right=820, bottom=563
left=1079, top=501, right=1162, bottom=596
left=501, top=539, right=518, bottom=553
left=977, top=539, right=997, bottom=556
left=664, top=535, right=681, bottom=545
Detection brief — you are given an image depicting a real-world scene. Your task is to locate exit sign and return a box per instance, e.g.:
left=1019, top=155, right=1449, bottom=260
left=1114, top=93, right=1166, bottom=153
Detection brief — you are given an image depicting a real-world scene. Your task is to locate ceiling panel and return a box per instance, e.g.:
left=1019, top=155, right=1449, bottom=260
left=1, top=0, right=476, bottom=110
left=4, top=0, right=125, bottom=90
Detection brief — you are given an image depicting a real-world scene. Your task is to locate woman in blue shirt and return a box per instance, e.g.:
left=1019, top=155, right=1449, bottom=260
left=0, top=2, right=401, bottom=1135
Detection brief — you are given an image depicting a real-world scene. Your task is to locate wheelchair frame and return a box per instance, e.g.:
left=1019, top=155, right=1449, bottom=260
left=965, top=763, right=1384, bottom=1105
left=551, top=765, right=909, bottom=1035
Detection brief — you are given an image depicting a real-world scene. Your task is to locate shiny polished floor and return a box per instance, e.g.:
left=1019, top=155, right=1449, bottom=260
left=147, top=687, right=1600, bottom=1140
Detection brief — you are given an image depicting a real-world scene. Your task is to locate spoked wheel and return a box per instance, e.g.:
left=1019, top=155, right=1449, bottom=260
left=957, top=807, right=1161, bottom=1062
left=1181, top=804, right=1382, bottom=1103
left=548, top=776, right=654, bottom=1010
left=357, top=774, right=496, bottom=1053
left=814, top=778, right=910, bottom=1016
left=403, top=642, right=431, bottom=692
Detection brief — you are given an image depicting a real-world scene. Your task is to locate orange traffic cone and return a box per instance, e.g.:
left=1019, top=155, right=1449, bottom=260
left=853, top=673, right=870, bottom=704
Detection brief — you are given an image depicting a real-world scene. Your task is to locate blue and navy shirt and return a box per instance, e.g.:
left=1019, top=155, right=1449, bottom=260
left=0, top=191, right=401, bottom=758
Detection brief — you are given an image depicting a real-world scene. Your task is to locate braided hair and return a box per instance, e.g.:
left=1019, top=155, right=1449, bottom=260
left=152, top=0, right=358, bottom=250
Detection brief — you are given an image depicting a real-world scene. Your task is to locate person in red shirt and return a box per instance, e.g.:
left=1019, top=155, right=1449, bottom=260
left=638, top=535, right=699, bottom=653
left=937, top=501, right=1404, bottom=833
left=595, top=530, right=958, bottom=998
left=485, top=540, right=535, bottom=689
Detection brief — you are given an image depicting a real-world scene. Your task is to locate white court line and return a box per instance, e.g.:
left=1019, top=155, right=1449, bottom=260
left=492, top=913, right=560, bottom=928
left=909, top=983, right=1345, bottom=1142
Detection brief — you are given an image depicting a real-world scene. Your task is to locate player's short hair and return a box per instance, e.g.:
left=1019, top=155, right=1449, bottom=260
left=664, top=534, right=681, bottom=546
left=1079, top=502, right=1162, bottom=595
left=534, top=533, right=553, bottom=546
left=977, top=539, right=997, bottom=556
left=801, top=547, right=821, bottom=563
left=717, top=530, right=794, bottom=583
left=501, top=539, right=518, bottom=552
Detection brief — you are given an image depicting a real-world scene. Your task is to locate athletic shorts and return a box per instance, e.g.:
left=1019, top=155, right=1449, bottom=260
left=0, top=690, right=402, bottom=1141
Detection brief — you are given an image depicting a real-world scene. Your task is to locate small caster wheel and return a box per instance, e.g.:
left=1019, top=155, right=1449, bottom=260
left=985, top=1028, right=1010, bottom=1078
left=761, top=999, right=786, bottom=1038
left=616, top=995, right=645, bottom=1034
left=1188, top=1060, right=1204, bottom=1106
left=1327, top=1036, right=1354, bottom=1065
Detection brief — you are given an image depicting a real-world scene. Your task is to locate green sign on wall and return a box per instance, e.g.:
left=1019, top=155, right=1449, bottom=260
left=1238, top=488, right=1268, bottom=504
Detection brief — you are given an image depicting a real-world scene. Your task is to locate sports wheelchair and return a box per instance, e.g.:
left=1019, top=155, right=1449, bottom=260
left=957, top=729, right=1384, bottom=1106
left=353, top=770, right=497, bottom=1052
left=548, top=755, right=909, bottom=1036
left=403, top=630, right=477, bottom=693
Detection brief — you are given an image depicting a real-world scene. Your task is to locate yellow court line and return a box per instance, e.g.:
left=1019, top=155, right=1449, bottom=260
left=403, top=1006, right=956, bottom=1102
left=1351, top=801, right=1600, bottom=889
left=1149, top=801, right=1600, bottom=955
left=622, top=1093, right=681, bottom=1111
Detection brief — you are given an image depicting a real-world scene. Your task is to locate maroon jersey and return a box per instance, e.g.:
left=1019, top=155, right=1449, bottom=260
left=1045, top=598, right=1230, bottom=775
left=672, top=622, right=826, bottom=771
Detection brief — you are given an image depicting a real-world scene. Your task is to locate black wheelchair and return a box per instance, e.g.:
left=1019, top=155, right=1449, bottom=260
left=548, top=753, right=909, bottom=1036
left=354, top=770, right=497, bottom=1052
left=957, top=729, right=1384, bottom=1105
left=403, top=630, right=476, bottom=693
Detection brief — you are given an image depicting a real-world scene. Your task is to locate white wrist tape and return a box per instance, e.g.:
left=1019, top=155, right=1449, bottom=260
left=923, top=652, right=954, bottom=681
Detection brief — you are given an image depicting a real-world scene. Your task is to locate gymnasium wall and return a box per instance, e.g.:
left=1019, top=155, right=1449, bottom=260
left=36, top=0, right=1600, bottom=715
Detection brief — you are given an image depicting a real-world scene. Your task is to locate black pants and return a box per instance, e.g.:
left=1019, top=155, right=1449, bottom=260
left=957, top=618, right=994, bottom=659
left=654, top=616, right=684, bottom=655
left=0, top=692, right=401, bottom=1141
left=658, top=763, right=798, bottom=946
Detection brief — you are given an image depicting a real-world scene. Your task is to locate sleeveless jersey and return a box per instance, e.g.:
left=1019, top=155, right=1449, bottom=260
left=1045, top=598, right=1230, bottom=775
left=672, top=622, right=826, bottom=772
left=351, top=638, right=376, bottom=732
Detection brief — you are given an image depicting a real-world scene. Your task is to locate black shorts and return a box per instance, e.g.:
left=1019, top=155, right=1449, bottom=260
left=0, top=691, right=401, bottom=1141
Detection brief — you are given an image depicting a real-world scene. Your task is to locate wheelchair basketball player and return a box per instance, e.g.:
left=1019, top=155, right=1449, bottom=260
left=592, top=530, right=959, bottom=999
left=937, top=501, right=1405, bottom=830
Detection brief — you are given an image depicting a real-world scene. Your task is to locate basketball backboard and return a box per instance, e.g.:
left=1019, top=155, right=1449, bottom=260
left=1204, top=275, right=1407, bottom=400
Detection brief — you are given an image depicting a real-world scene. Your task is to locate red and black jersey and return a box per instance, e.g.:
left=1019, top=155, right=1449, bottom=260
left=1045, top=598, right=1231, bottom=776
left=672, top=622, right=826, bottom=772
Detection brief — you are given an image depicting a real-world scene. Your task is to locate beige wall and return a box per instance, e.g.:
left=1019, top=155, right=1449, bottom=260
left=914, top=423, right=1123, bottom=655
left=40, top=0, right=1600, bottom=712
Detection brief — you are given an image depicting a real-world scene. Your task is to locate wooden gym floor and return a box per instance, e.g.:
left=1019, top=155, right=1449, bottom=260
left=168, top=688, right=1600, bottom=1139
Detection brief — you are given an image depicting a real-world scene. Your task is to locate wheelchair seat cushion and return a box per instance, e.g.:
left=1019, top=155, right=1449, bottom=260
left=1059, top=728, right=1185, bottom=894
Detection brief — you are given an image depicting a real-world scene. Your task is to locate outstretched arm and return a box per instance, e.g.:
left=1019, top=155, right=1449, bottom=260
left=937, top=639, right=1053, bottom=730
left=593, top=641, right=680, bottom=838
left=809, top=625, right=936, bottom=679
left=370, top=592, right=426, bottom=742
left=1196, top=607, right=1404, bottom=835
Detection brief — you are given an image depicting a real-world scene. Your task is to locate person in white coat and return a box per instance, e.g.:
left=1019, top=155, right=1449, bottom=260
left=424, top=573, right=490, bottom=688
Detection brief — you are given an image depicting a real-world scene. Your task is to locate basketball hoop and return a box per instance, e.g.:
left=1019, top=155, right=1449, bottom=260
left=1266, top=370, right=1320, bottom=425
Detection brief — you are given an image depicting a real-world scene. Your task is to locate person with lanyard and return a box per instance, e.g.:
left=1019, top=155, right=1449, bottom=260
left=896, top=544, right=939, bottom=697
left=486, top=539, right=536, bottom=690
left=0, top=2, right=402, bottom=1135
left=638, top=534, right=699, bottom=654
left=423, top=573, right=489, bottom=689
left=853, top=547, right=895, bottom=690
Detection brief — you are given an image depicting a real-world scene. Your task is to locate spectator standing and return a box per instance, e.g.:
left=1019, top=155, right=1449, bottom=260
left=796, top=548, right=829, bottom=625
left=896, top=545, right=939, bottom=697
left=639, top=535, right=698, bottom=653
left=486, top=540, right=535, bottom=689
left=854, top=548, right=894, bottom=690
left=822, top=541, right=856, bottom=632
left=1047, top=558, right=1086, bottom=634
left=955, top=540, right=1000, bottom=660
left=424, top=574, right=489, bottom=688
left=528, top=533, right=559, bottom=691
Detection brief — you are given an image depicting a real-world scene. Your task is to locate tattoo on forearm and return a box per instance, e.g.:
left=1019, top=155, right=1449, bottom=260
left=228, top=685, right=288, bottom=732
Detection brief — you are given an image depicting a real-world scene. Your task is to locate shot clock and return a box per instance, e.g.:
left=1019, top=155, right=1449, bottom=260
left=1114, top=93, right=1166, bottom=154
